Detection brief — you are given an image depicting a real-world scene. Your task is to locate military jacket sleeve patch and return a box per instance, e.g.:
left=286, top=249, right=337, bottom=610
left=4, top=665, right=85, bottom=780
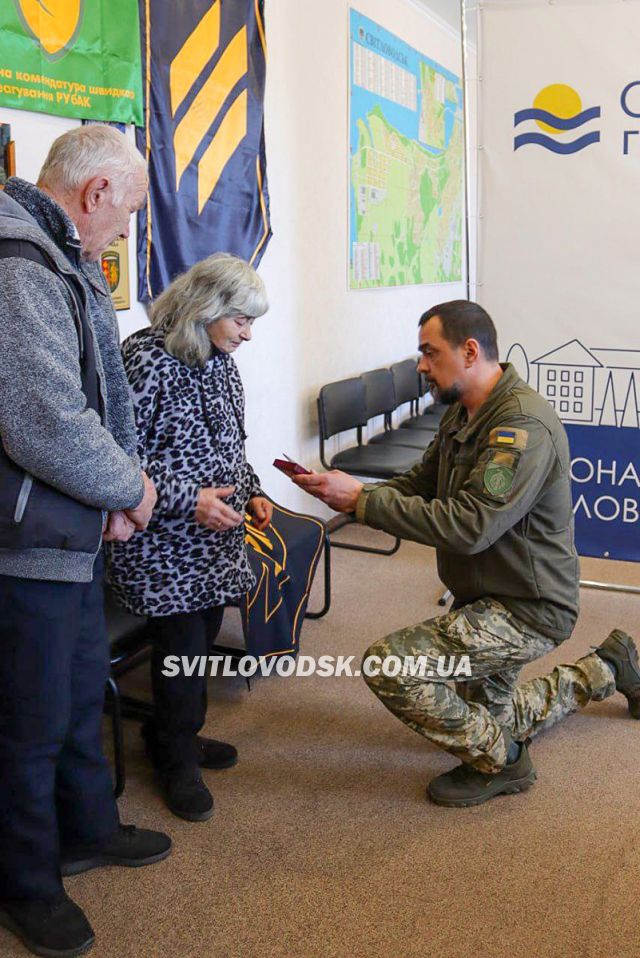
left=488, top=427, right=529, bottom=451
left=482, top=450, right=518, bottom=498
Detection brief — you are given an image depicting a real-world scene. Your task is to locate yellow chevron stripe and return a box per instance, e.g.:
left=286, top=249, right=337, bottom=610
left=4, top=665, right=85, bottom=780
left=245, top=521, right=274, bottom=549
left=174, top=25, right=247, bottom=191
left=250, top=154, right=269, bottom=265
left=169, top=0, right=220, bottom=117
left=197, top=88, right=247, bottom=213
left=250, top=3, right=268, bottom=263
left=254, top=0, right=267, bottom=61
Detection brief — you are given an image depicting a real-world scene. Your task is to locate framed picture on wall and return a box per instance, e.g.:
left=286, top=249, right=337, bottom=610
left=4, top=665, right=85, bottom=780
left=101, top=237, right=131, bottom=311
left=0, top=124, right=15, bottom=189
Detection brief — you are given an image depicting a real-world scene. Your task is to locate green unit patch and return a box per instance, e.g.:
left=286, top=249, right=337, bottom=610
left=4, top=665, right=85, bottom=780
left=483, top=460, right=515, bottom=497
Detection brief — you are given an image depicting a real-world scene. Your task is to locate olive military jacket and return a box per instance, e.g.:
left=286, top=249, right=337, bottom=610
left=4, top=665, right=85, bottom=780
left=355, top=363, right=579, bottom=643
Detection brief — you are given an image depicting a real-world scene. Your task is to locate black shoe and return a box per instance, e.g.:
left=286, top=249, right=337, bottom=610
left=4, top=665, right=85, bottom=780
left=60, top=825, right=172, bottom=877
left=162, top=769, right=215, bottom=822
left=141, top=722, right=238, bottom=771
left=595, top=629, right=640, bottom=718
left=197, top=736, right=238, bottom=769
left=428, top=739, right=536, bottom=808
left=0, top=893, right=94, bottom=957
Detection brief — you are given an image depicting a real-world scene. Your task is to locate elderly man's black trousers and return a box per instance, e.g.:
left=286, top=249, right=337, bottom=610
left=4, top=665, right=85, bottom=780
left=0, top=557, right=119, bottom=901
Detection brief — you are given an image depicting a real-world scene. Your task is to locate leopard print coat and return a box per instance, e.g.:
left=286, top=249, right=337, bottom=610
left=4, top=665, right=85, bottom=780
left=106, top=327, right=261, bottom=616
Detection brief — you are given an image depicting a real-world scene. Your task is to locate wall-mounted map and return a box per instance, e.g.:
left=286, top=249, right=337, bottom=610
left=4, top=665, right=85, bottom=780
left=349, top=9, right=464, bottom=290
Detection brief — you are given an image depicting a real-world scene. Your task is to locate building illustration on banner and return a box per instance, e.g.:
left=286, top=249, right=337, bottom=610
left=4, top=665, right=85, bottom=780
left=505, top=340, right=640, bottom=429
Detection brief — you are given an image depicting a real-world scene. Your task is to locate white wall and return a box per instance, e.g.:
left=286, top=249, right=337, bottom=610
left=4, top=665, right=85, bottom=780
left=241, top=0, right=466, bottom=514
left=0, top=0, right=466, bottom=516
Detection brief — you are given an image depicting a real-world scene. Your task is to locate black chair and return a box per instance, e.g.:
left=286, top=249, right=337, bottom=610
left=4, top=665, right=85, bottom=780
left=415, top=371, right=446, bottom=426
left=363, top=368, right=434, bottom=451
left=104, top=589, right=154, bottom=798
left=317, top=376, right=420, bottom=554
left=392, top=360, right=444, bottom=431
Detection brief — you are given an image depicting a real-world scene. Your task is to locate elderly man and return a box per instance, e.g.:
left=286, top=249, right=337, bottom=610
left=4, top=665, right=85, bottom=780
left=295, top=300, right=640, bottom=807
left=0, top=126, right=170, bottom=957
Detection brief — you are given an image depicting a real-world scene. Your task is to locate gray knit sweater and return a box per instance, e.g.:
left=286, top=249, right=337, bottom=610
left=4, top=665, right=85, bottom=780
left=0, top=178, right=144, bottom=582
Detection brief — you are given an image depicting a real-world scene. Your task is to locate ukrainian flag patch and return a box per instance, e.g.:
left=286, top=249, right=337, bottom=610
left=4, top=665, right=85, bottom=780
left=488, top=426, right=529, bottom=451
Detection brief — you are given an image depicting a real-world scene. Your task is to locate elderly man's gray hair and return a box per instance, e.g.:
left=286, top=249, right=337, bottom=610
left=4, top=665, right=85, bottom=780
left=150, top=253, right=268, bottom=368
left=38, top=124, right=147, bottom=204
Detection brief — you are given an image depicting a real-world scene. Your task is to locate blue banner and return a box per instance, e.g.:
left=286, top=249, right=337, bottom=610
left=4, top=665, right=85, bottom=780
left=506, top=340, right=640, bottom=562
left=567, top=425, right=640, bottom=562
left=136, top=0, right=271, bottom=301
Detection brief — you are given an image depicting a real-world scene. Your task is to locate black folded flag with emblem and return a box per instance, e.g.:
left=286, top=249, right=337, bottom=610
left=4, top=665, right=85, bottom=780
left=136, top=0, right=271, bottom=300
left=241, top=505, right=325, bottom=661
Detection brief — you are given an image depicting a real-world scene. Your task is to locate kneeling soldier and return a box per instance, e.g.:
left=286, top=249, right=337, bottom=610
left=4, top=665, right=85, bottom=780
left=294, top=300, right=640, bottom=807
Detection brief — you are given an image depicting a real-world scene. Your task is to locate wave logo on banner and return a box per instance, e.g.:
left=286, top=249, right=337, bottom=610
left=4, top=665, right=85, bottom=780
left=514, top=83, right=600, bottom=154
left=170, top=1, right=249, bottom=215
left=14, top=0, right=85, bottom=61
left=506, top=340, right=640, bottom=560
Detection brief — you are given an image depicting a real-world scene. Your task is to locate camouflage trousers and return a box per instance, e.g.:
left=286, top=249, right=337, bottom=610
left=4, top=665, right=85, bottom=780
left=362, top=598, right=616, bottom=774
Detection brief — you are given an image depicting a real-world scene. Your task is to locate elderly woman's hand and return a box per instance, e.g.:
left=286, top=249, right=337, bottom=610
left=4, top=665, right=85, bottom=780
left=195, top=486, right=244, bottom=532
left=247, top=496, right=273, bottom=531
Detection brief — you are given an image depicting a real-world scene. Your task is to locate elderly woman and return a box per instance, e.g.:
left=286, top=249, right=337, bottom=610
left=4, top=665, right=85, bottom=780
left=107, top=253, right=271, bottom=822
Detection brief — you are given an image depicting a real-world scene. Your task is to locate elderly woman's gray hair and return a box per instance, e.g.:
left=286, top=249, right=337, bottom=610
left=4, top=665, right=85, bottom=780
left=150, top=253, right=269, bottom=367
left=38, top=125, right=147, bottom=204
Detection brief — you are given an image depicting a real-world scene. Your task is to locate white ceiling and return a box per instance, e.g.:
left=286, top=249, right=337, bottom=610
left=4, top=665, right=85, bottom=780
left=413, top=0, right=462, bottom=32
left=413, top=0, right=478, bottom=48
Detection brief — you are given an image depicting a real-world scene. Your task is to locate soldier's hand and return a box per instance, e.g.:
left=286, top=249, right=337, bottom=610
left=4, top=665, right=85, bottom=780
left=293, top=470, right=363, bottom=512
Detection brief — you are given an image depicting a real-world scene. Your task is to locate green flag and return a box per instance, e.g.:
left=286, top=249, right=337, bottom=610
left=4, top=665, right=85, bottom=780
left=0, top=1, right=143, bottom=124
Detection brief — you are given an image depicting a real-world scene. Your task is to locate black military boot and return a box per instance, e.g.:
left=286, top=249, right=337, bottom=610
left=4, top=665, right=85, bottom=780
left=61, top=825, right=172, bottom=877
left=427, top=736, right=536, bottom=808
left=0, top=893, right=94, bottom=957
left=595, top=629, right=640, bottom=719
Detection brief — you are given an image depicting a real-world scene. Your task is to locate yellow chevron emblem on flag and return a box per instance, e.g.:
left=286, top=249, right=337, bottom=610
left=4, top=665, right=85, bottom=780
left=170, top=0, right=249, bottom=214
left=15, top=0, right=84, bottom=60
left=245, top=520, right=284, bottom=577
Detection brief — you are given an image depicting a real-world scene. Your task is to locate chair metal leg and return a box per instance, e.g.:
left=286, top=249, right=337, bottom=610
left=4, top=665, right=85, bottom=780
left=116, top=694, right=155, bottom=722
left=105, top=675, right=126, bottom=799
left=328, top=513, right=401, bottom=556
left=305, top=530, right=332, bottom=619
left=208, top=643, right=252, bottom=691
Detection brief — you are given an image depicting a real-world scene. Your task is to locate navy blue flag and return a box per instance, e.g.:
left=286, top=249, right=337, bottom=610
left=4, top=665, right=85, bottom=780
left=136, top=0, right=271, bottom=301
left=241, top=505, right=325, bottom=661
